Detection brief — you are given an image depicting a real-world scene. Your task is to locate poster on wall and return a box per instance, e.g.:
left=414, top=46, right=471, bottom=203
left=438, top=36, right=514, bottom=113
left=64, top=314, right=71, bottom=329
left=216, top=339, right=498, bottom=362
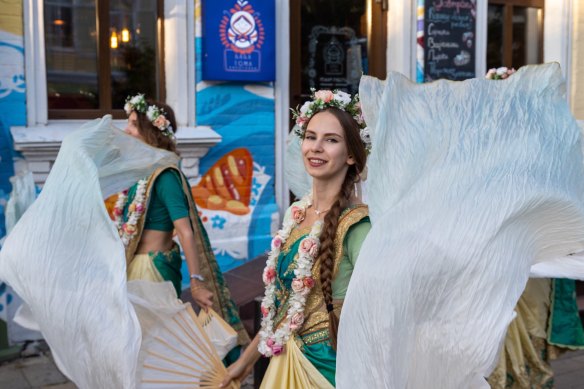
left=202, top=0, right=275, bottom=81
left=422, top=0, right=476, bottom=82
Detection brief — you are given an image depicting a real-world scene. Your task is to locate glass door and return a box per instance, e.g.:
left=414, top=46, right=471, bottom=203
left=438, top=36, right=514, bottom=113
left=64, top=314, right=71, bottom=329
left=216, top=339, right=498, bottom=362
left=290, top=0, right=387, bottom=119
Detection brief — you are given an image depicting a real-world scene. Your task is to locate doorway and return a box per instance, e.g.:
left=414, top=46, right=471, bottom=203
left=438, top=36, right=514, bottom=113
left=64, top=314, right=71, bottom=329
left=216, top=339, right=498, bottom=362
left=289, top=0, right=388, bottom=117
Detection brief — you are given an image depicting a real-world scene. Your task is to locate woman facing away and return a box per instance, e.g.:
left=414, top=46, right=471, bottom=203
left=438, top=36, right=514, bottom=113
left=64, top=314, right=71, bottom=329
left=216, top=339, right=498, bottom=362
left=119, top=94, right=249, bottom=354
left=220, top=90, right=372, bottom=388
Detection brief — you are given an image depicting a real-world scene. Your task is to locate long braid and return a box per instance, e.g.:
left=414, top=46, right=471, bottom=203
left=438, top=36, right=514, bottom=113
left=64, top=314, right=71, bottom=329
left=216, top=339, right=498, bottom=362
left=317, top=169, right=358, bottom=349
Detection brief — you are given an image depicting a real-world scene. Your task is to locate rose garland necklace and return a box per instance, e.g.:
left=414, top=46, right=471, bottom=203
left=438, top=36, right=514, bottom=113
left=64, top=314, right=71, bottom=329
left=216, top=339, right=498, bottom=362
left=113, top=179, right=148, bottom=247
left=258, top=193, right=323, bottom=357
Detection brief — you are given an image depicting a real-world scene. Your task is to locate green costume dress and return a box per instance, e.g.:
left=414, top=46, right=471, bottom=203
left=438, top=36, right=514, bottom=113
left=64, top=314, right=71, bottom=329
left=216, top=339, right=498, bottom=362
left=270, top=204, right=370, bottom=387
left=488, top=278, right=584, bottom=388
left=122, top=166, right=250, bottom=349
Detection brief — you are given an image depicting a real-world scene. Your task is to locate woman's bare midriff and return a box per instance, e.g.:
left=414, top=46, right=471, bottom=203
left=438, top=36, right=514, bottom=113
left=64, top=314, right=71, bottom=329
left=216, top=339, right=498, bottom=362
left=135, top=229, right=174, bottom=254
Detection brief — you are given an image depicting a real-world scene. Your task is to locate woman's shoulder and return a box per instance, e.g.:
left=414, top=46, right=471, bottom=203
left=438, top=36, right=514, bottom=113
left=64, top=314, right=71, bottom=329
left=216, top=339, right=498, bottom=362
left=151, top=166, right=182, bottom=183
left=340, top=203, right=369, bottom=222
left=150, top=166, right=185, bottom=194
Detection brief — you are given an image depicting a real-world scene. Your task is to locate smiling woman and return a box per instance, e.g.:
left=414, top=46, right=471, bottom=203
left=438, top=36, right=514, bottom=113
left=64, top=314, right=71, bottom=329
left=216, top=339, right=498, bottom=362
left=219, top=90, right=371, bottom=388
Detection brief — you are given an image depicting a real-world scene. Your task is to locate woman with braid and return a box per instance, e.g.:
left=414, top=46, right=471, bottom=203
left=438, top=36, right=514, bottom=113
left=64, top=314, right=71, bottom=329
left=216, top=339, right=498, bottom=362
left=220, top=90, right=371, bottom=388
left=120, top=94, right=250, bottom=358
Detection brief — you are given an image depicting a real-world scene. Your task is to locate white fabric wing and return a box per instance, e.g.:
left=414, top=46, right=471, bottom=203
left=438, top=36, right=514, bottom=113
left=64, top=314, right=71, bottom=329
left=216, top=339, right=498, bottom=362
left=0, top=116, right=178, bottom=388
left=337, top=64, right=584, bottom=388
left=284, top=127, right=312, bottom=199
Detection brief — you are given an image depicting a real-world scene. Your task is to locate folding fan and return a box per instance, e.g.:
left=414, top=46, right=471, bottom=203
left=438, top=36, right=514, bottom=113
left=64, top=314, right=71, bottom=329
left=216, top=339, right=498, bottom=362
left=128, top=281, right=240, bottom=389
left=197, top=308, right=239, bottom=361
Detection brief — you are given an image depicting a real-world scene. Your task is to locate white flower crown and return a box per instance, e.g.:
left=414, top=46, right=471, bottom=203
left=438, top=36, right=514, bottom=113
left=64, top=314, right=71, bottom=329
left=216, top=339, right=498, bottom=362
left=124, top=94, right=175, bottom=140
left=485, top=67, right=516, bottom=80
left=291, top=89, right=371, bottom=154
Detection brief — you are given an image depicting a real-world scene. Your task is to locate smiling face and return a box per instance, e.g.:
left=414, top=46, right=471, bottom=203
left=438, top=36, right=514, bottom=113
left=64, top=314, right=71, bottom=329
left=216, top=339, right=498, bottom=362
left=301, top=110, right=355, bottom=183
left=124, top=111, right=144, bottom=141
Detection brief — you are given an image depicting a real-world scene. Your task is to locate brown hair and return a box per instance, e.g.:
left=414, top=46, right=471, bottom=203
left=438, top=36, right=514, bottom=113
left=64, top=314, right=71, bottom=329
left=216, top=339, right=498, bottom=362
left=132, top=100, right=178, bottom=154
left=308, top=107, right=367, bottom=349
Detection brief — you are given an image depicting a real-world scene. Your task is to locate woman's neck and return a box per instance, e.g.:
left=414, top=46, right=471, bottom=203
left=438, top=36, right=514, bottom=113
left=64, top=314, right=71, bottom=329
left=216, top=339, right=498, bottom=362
left=311, top=179, right=342, bottom=211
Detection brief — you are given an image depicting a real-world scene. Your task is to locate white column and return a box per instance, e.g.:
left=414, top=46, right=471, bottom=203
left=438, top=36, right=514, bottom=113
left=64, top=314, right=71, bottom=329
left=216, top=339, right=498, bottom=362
left=387, top=0, right=415, bottom=79
left=275, top=0, right=290, bottom=218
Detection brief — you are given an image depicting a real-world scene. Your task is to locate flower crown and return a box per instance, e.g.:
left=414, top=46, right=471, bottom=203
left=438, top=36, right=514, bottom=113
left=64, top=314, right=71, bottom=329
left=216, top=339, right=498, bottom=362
left=124, top=94, right=175, bottom=140
left=485, top=67, right=516, bottom=80
left=291, top=89, right=371, bottom=154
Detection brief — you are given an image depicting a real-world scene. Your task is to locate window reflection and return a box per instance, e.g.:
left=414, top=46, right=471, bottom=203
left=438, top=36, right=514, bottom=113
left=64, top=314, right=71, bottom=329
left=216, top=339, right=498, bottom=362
left=487, top=5, right=504, bottom=70
left=301, top=0, right=367, bottom=96
left=512, top=7, right=543, bottom=66
left=110, top=0, right=159, bottom=109
left=45, top=0, right=99, bottom=109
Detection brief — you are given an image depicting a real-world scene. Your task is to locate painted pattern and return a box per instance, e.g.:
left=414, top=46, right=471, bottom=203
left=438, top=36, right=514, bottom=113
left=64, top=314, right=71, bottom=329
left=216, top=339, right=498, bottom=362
left=186, top=0, right=277, bottom=280
left=0, top=1, right=26, bottom=329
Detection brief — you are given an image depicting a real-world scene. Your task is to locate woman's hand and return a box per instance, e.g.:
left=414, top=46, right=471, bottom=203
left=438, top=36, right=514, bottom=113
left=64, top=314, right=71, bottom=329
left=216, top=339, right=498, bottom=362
left=190, top=281, right=213, bottom=311
left=219, top=357, right=254, bottom=388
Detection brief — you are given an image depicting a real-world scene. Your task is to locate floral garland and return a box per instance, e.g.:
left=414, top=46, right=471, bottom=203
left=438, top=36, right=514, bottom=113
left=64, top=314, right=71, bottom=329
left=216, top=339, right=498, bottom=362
left=124, top=93, right=175, bottom=141
left=258, top=194, right=322, bottom=357
left=113, top=179, right=148, bottom=246
left=291, top=89, right=372, bottom=155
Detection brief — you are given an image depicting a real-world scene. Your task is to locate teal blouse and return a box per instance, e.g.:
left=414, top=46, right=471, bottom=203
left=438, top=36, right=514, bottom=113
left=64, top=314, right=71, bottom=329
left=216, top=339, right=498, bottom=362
left=125, top=169, right=190, bottom=231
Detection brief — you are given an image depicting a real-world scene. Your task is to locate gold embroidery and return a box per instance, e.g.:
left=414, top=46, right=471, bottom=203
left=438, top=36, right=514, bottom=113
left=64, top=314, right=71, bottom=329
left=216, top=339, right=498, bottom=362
left=281, top=226, right=312, bottom=253
left=332, top=205, right=369, bottom=278
left=300, top=329, right=330, bottom=346
left=298, top=205, right=369, bottom=336
left=273, top=206, right=369, bottom=337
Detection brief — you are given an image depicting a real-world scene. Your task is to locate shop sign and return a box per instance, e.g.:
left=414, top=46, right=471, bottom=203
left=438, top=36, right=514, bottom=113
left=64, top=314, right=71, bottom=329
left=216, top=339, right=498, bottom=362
left=202, top=0, right=275, bottom=81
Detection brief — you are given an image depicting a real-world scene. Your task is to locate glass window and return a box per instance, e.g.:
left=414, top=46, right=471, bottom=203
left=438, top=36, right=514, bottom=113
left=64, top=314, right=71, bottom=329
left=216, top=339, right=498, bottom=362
left=110, top=0, right=160, bottom=109
left=44, top=0, right=163, bottom=118
left=512, top=7, right=543, bottom=66
left=487, top=1, right=544, bottom=70
left=300, top=0, right=368, bottom=96
left=45, top=0, right=99, bottom=109
left=487, top=5, right=504, bottom=70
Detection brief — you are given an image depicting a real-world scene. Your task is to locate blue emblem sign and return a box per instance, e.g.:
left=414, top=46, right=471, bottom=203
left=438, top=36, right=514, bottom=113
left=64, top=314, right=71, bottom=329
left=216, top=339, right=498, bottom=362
left=203, top=0, right=275, bottom=81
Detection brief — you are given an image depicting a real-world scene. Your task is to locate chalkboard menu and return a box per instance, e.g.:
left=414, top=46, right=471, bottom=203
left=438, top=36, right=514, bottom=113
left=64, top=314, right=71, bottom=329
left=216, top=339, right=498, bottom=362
left=423, top=0, right=476, bottom=82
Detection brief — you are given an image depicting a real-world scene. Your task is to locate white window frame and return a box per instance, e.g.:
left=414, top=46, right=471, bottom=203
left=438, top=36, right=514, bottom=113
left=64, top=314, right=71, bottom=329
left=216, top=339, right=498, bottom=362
left=23, top=0, right=196, bottom=127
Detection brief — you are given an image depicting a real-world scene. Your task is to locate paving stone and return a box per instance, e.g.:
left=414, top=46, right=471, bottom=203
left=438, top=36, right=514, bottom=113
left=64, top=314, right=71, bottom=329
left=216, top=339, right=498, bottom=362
left=39, top=383, right=77, bottom=389
left=0, top=363, right=30, bottom=389
left=18, top=355, right=69, bottom=388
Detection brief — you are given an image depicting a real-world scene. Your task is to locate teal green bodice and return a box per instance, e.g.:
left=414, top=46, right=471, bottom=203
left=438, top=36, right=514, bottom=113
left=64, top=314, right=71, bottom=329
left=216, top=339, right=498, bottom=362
left=124, top=169, right=190, bottom=231
left=272, top=208, right=370, bottom=386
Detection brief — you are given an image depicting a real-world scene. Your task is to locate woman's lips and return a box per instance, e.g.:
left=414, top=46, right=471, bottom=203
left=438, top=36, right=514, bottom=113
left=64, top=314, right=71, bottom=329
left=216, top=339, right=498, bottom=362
left=308, top=158, right=327, bottom=167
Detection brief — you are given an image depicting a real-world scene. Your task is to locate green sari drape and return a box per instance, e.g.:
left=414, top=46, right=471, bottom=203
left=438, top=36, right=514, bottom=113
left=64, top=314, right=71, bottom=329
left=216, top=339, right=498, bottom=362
left=268, top=204, right=370, bottom=387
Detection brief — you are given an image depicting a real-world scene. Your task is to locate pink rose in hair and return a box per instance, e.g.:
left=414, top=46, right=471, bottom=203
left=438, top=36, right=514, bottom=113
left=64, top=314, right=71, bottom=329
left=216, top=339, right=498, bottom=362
left=153, top=115, right=167, bottom=129
left=290, top=206, right=305, bottom=224
left=262, top=266, right=276, bottom=284
left=314, top=90, right=334, bottom=103
left=289, top=312, right=305, bottom=330
left=261, top=305, right=270, bottom=317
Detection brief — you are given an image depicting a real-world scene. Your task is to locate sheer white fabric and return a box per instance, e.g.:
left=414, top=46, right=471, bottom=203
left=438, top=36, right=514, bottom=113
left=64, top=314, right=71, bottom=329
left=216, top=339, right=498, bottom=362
left=337, top=64, right=584, bottom=388
left=0, top=116, right=178, bottom=388
left=285, top=128, right=312, bottom=199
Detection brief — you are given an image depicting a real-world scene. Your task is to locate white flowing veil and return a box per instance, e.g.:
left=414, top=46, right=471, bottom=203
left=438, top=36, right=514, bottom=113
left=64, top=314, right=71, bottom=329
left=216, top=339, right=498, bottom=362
left=0, top=116, right=179, bottom=388
left=336, top=64, right=584, bottom=388
left=284, top=127, right=311, bottom=199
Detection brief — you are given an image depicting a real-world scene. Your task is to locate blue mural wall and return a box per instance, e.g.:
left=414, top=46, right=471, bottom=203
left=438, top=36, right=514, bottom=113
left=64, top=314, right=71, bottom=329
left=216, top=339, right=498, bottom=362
left=0, top=4, right=27, bottom=332
left=183, top=0, right=277, bottom=282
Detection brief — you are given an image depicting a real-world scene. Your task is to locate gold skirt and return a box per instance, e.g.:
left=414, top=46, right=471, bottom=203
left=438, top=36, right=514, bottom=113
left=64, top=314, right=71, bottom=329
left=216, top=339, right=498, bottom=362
left=127, top=253, right=165, bottom=283
left=260, top=338, right=334, bottom=389
left=488, top=279, right=554, bottom=389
